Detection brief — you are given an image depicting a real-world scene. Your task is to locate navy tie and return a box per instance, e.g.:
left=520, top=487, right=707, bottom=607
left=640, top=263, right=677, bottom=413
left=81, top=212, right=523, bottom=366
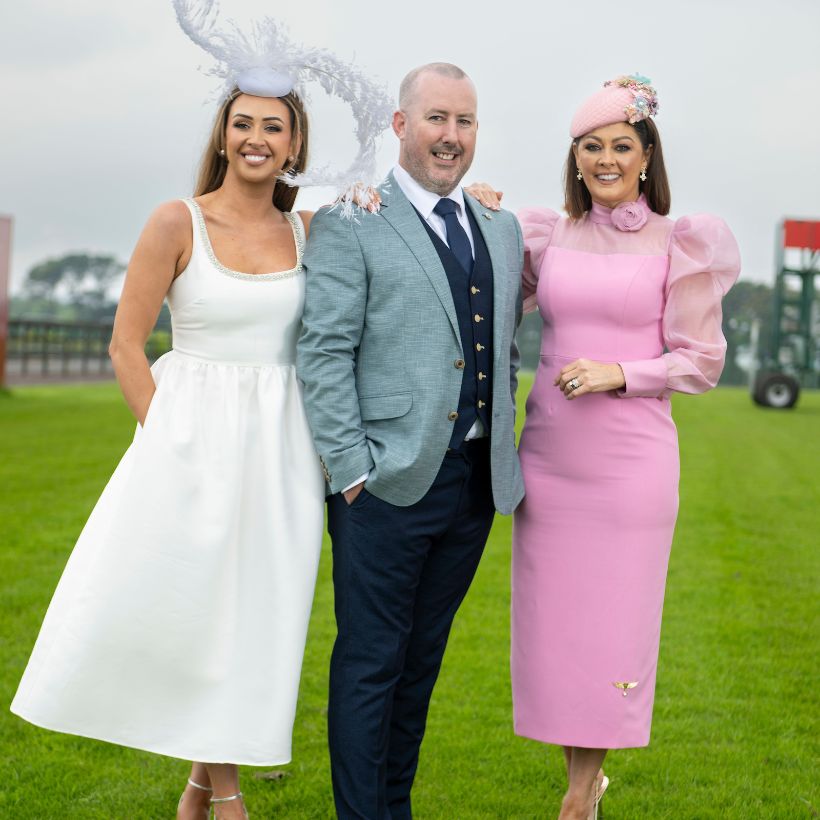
left=433, top=198, right=473, bottom=275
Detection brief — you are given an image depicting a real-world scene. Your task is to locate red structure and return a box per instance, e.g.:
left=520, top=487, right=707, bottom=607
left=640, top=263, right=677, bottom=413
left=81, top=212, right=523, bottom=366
left=0, top=216, right=12, bottom=388
left=783, top=219, right=820, bottom=251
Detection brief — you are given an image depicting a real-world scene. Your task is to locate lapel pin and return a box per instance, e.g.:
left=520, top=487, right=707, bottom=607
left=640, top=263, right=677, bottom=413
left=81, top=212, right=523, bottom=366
left=482, top=212, right=493, bottom=220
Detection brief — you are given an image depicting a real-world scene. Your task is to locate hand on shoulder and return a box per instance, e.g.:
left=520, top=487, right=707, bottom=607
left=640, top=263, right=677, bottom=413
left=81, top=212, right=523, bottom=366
left=464, top=182, right=503, bottom=211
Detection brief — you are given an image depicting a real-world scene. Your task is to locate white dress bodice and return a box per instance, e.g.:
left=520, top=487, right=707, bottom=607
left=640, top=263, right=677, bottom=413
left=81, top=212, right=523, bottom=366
left=169, top=199, right=306, bottom=366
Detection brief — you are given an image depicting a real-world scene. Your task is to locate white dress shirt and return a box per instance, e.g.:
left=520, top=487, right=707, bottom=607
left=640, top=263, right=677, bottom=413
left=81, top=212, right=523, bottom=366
left=391, top=163, right=476, bottom=255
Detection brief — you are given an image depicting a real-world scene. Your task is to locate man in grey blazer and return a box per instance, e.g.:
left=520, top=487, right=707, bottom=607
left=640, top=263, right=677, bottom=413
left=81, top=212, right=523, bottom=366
left=297, top=62, right=524, bottom=819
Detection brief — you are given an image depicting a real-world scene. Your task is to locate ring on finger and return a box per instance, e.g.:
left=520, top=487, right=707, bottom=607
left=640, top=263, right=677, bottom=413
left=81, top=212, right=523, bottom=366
left=568, top=377, right=581, bottom=391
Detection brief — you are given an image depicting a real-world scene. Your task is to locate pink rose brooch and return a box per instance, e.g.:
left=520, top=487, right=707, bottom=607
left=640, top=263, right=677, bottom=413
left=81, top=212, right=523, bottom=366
left=611, top=199, right=648, bottom=232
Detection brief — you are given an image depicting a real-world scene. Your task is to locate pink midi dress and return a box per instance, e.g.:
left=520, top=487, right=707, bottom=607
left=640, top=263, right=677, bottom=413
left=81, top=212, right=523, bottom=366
left=512, top=197, right=740, bottom=748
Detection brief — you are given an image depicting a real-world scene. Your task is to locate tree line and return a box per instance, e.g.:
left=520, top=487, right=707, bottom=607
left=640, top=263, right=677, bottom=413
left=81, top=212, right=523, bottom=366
left=11, top=252, right=170, bottom=331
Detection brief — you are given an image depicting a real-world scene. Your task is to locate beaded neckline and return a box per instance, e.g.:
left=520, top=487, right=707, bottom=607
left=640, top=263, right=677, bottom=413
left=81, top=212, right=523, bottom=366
left=186, top=198, right=305, bottom=281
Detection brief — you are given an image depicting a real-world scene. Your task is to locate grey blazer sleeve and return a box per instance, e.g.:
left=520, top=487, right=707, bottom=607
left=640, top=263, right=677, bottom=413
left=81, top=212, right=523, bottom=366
left=296, top=208, right=375, bottom=493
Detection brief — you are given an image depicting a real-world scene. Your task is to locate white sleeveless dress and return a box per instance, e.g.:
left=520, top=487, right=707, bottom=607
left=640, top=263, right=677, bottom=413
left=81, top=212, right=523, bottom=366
left=11, top=199, right=325, bottom=765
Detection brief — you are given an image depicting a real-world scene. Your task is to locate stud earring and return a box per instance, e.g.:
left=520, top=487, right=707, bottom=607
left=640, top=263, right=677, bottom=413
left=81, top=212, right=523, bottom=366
left=640, top=165, right=647, bottom=182
left=576, top=168, right=583, bottom=181
left=219, top=148, right=226, bottom=157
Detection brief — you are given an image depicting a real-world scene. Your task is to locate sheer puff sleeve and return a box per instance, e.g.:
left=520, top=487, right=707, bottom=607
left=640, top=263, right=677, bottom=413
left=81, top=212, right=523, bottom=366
left=518, top=207, right=560, bottom=314
left=619, top=214, right=741, bottom=398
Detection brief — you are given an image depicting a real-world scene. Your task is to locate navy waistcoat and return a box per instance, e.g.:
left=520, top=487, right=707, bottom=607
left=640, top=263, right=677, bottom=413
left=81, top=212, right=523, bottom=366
left=415, top=205, right=494, bottom=447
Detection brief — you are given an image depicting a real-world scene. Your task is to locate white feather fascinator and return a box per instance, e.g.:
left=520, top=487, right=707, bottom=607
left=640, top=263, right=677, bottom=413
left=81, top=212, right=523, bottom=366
left=173, top=0, right=393, bottom=215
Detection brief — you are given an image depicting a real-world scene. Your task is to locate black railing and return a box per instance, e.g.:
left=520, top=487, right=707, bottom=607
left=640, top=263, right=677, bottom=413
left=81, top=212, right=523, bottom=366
left=5, top=320, right=171, bottom=382
left=7, top=319, right=113, bottom=379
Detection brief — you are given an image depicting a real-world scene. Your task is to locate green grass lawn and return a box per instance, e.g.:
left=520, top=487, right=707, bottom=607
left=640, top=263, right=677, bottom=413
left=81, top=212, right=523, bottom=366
left=1, top=380, right=818, bottom=819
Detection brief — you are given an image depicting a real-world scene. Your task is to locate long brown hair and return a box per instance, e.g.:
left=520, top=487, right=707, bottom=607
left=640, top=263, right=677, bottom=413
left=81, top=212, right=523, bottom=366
left=563, top=118, right=670, bottom=219
left=194, top=89, right=310, bottom=212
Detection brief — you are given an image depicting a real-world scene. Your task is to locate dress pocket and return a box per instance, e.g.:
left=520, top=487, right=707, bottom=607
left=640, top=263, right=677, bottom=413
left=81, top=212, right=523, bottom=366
left=137, top=396, right=158, bottom=433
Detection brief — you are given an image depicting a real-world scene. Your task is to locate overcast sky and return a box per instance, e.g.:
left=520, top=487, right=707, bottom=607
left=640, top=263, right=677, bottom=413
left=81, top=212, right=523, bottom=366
left=1, top=0, right=818, bottom=291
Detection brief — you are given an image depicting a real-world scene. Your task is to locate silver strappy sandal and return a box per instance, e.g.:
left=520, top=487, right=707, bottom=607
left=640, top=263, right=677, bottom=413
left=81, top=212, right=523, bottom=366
left=210, top=790, right=249, bottom=819
left=178, top=778, right=213, bottom=820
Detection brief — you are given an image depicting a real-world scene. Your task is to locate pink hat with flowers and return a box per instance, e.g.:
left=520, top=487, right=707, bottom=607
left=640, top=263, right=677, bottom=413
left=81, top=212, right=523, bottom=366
left=570, top=74, right=659, bottom=138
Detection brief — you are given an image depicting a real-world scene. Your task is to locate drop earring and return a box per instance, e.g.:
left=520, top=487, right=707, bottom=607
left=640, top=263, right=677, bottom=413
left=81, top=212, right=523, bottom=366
left=576, top=168, right=583, bottom=181
left=640, top=165, right=647, bottom=182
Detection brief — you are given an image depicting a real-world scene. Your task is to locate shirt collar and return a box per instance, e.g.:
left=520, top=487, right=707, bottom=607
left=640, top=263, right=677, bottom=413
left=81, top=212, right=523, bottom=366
left=392, top=164, right=467, bottom=220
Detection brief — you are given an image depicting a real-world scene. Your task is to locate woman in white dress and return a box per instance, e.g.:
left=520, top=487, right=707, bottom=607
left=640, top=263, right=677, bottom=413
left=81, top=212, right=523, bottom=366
left=11, top=87, right=325, bottom=820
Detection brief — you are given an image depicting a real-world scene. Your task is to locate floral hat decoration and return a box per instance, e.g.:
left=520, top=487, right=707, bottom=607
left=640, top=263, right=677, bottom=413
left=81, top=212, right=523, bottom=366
left=173, top=0, right=394, bottom=216
left=570, top=73, right=659, bottom=139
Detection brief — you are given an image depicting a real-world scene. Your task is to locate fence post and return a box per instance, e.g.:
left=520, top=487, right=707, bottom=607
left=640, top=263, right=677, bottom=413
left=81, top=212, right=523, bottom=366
left=0, top=216, right=12, bottom=389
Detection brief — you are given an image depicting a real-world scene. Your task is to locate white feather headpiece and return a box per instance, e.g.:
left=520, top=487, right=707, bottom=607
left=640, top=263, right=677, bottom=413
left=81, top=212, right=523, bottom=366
left=173, top=0, right=393, bottom=216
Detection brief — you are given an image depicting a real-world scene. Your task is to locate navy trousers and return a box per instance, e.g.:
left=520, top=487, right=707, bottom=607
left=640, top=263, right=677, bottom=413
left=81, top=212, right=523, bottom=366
left=326, top=440, right=495, bottom=820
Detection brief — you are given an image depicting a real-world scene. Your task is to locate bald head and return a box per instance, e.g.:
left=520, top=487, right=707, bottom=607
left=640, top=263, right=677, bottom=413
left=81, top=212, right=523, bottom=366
left=398, top=63, right=475, bottom=112
left=392, top=62, right=478, bottom=196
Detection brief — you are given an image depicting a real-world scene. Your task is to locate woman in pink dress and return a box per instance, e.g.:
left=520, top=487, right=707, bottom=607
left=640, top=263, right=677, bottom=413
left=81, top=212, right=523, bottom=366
left=473, top=74, right=740, bottom=818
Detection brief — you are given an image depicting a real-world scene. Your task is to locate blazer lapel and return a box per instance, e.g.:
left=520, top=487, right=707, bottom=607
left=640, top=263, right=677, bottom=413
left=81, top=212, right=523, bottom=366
left=379, top=173, right=460, bottom=341
left=464, top=195, right=510, bottom=370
